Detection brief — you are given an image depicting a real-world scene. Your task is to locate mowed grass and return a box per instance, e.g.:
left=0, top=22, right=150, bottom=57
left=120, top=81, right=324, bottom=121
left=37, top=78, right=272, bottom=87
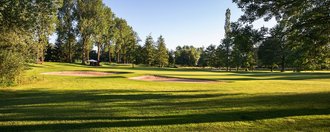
left=1, top=62, right=330, bottom=131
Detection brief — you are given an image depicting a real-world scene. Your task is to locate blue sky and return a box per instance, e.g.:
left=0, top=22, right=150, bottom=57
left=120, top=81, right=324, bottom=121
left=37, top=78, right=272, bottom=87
left=104, top=0, right=277, bottom=50
left=50, top=0, right=277, bottom=50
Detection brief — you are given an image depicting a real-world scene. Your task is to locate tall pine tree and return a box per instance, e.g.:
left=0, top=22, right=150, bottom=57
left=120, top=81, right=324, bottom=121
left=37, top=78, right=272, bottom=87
left=156, top=36, right=169, bottom=67
left=143, top=35, right=156, bottom=66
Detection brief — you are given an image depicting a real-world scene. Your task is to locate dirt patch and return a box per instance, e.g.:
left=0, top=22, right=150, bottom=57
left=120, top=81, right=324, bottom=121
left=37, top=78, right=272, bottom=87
left=41, top=71, right=112, bottom=77
left=129, top=75, right=216, bottom=83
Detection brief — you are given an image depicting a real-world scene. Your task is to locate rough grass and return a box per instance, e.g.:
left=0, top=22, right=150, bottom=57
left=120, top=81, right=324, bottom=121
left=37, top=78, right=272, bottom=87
left=0, top=62, right=329, bottom=131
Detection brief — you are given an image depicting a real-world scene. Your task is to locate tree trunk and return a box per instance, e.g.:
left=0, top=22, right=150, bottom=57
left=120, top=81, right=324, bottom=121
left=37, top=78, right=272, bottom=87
left=36, top=46, right=39, bottom=64
left=226, top=50, right=229, bottom=71
left=108, top=43, right=111, bottom=63
left=41, top=47, right=45, bottom=64
left=97, top=42, right=101, bottom=62
left=69, top=41, right=72, bottom=63
left=270, top=66, right=273, bottom=72
left=82, top=38, right=86, bottom=65
left=281, top=56, right=285, bottom=72
left=82, top=49, right=86, bottom=65
left=124, top=54, right=126, bottom=64
left=87, top=50, right=89, bottom=61
left=36, top=38, right=44, bottom=64
left=117, top=52, right=120, bottom=63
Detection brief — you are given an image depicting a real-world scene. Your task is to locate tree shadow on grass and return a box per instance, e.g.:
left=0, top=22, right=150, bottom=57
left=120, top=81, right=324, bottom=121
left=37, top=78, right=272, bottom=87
left=0, top=89, right=329, bottom=131
left=37, top=63, right=330, bottom=81
left=233, top=72, right=330, bottom=79
left=98, top=66, right=212, bottom=72
left=81, top=76, right=126, bottom=79
left=162, top=72, right=330, bottom=81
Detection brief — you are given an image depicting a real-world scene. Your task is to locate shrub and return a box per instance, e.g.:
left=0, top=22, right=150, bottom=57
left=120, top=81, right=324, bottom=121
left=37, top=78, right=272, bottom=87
left=0, top=50, right=25, bottom=86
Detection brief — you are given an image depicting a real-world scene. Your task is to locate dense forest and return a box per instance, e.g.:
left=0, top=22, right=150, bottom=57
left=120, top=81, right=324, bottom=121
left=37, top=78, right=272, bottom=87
left=1, top=0, right=329, bottom=85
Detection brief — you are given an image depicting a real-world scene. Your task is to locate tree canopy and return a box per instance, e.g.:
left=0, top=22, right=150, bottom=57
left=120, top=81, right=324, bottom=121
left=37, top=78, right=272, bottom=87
left=1, top=0, right=329, bottom=85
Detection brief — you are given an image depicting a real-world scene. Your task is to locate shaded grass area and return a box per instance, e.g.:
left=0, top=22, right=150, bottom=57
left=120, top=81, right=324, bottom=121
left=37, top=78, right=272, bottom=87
left=1, top=62, right=330, bottom=131
left=0, top=89, right=329, bottom=131
left=33, top=62, right=330, bottom=81
left=161, top=72, right=330, bottom=81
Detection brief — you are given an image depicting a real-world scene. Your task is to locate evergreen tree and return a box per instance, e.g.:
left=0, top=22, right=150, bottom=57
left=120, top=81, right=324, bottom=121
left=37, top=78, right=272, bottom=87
left=168, top=50, right=175, bottom=67
left=133, top=44, right=144, bottom=65
left=143, top=35, right=156, bottom=66
left=215, top=44, right=227, bottom=68
left=156, top=36, right=169, bottom=67
left=205, top=45, right=217, bottom=67
left=198, top=48, right=208, bottom=68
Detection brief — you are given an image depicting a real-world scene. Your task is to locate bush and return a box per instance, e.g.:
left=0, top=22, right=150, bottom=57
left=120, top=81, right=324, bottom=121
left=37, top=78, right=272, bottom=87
left=0, top=50, right=25, bottom=86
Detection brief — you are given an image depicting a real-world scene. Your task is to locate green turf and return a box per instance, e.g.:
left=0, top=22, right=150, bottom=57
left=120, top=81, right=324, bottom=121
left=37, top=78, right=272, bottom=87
left=1, top=62, right=330, bottom=131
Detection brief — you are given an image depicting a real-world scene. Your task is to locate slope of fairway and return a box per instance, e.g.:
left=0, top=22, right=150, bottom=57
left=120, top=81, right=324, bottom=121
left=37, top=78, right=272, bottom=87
left=1, top=62, right=330, bottom=131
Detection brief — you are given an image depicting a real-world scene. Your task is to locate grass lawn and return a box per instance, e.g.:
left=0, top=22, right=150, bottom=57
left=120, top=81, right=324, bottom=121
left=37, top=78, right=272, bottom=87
left=1, top=62, right=330, bottom=131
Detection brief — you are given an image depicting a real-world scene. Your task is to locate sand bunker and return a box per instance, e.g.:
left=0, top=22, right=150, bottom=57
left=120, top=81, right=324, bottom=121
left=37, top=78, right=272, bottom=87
left=130, top=75, right=216, bottom=83
left=41, top=71, right=112, bottom=77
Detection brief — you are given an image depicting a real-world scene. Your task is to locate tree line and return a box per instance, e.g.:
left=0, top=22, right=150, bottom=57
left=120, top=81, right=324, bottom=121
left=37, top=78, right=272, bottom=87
left=0, top=0, right=170, bottom=85
left=1, top=0, right=329, bottom=85
left=228, top=0, right=330, bottom=72
left=173, top=1, right=329, bottom=72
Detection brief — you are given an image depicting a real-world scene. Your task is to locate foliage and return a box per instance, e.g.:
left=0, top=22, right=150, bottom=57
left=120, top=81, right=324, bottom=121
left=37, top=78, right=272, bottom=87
left=204, top=45, right=218, bottom=67
left=0, top=51, right=25, bottom=86
left=168, top=50, right=175, bottom=67
left=33, top=0, right=58, bottom=63
left=143, top=35, right=156, bottom=66
left=233, top=0, right=330, bottom=71
left=0, top=0, right=58, bottom=85
left=113, top=18, right=136, bottom=63
left=230, top=22, right=266, bottom=71
left=156, top=36, right=169, bottom=67
left=175, top=46, right=202, bottom=66
left=223, top=8, right=232, bottom=71
left=125, top=31, right=139, bottom=65
left=103, top=7, right=115, bottom=63
left=197, top=48, right=208, bottom=67
left=132, top=44, right=144, bottom=65
left=258, top=38, right=281, bottom=71
left=45, top=43, right=59, bottom=62
left=94, top=3, right=108, bottom=62
left=77, top=0, right=102, bottom=64
left=56, top=0, right=77, bottom=63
